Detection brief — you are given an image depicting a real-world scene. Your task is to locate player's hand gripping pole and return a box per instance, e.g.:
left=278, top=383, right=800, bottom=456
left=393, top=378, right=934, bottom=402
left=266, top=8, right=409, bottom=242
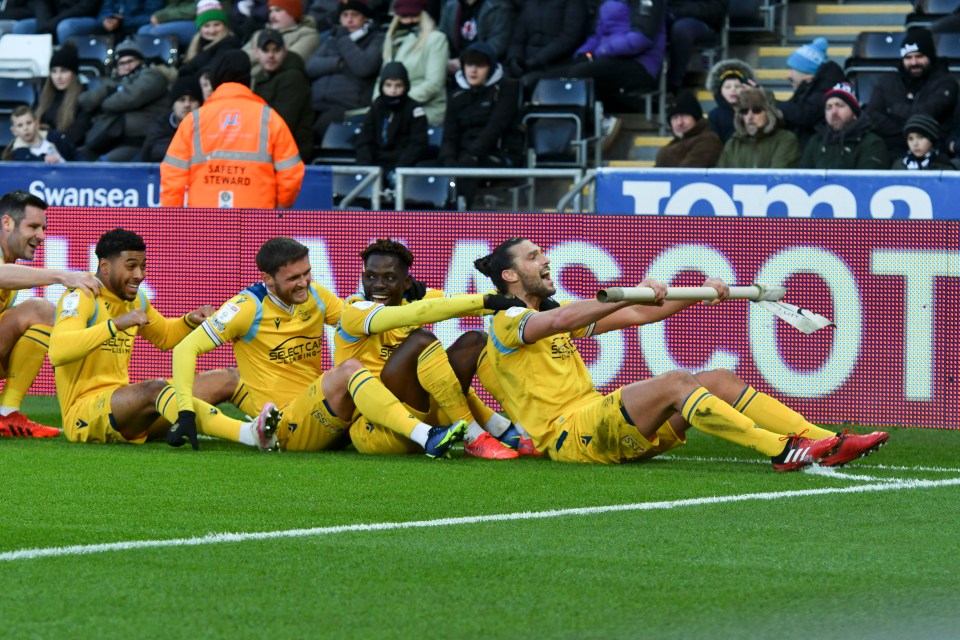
left=596, top=284, right=834, bottom=334
left=596, top=284, right=786, bottom=303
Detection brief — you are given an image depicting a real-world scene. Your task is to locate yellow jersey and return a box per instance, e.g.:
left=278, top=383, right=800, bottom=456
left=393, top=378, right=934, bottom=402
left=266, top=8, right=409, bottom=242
left=175, top=282, right=343, bottom=411
left=49, top=284, right=196, bottom=416
left=1, top=253, right=17, bottom=313
left=485, top=306, right=599, bottom=448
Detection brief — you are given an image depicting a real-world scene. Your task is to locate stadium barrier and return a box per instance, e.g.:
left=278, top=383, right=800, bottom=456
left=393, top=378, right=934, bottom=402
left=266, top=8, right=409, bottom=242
left=9, top=205, right=958, bottom=429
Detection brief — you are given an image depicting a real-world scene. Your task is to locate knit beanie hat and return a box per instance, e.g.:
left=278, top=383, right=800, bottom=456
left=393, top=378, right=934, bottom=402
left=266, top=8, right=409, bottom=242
left=380, top=61, right=410, bottom=91
left=212, top=50, right=252, bottom=88
left=786, top=37, right=828, bottom=75
left=268, top=0, right=303, bottom=20
left=169, top=74, right=204, bottom=104
left=49, top=44, right=80, bottom=74
left=667, top=90, right=703, bottom=121
left=392, top=0, right=429, bottom=16
left=901, top=27, right=936, bottom=59
left=338, top=0, right=372, bottom=17
left=196, top=0, right=228, bottom=28
left=904, top=113, right=941, bottom=144
left=824, top=82, right=861, bottom=117
left=114, top=39, right=145, bottom=61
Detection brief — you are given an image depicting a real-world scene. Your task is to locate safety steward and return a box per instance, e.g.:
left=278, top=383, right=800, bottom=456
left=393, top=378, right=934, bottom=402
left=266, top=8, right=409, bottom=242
left=160, top=50, right=305, bottom=209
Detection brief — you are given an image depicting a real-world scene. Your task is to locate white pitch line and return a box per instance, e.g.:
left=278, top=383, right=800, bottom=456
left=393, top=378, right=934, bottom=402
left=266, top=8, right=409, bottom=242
left=2, top=477, right=959, bottom=563
left=664, top=455, right=960, bottom=474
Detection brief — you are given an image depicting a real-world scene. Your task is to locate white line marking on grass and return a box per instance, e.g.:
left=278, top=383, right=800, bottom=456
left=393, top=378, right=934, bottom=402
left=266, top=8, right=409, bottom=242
left=664, top=456, right=960, bottom=475
left=801, top=465, right=887, bottom=482
left=2, top=477, right=959, bottom=563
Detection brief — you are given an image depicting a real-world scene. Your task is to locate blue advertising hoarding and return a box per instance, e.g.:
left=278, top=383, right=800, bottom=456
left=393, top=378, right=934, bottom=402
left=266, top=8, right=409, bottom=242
left=0, top=162, right=333, bottom=210
left=596, top=168, right=960, bottom=219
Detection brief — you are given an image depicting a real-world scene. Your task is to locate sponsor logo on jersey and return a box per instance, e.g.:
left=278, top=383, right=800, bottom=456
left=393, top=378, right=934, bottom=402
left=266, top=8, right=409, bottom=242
left=352, top=300, right=377, bottom=310
left=268, top=335, right=324, bottom=364
left=505, top=306, right=528, bottom=318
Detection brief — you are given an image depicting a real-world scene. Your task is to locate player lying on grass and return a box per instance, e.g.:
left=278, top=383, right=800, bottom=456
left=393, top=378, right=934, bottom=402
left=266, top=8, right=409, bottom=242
left=47, top=228, right=245, bottom=444
left=0, top=190, right=102, bottom=439
left=166, top=237, right=521, bottom=457
left=334, top=239, right=528, bottom=459
left=475, top=238, right=888, bottom=470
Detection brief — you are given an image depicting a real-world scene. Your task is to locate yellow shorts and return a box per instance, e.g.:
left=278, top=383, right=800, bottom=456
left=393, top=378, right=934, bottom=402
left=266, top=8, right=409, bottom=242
left=547, top=388, right=685, bottom=464
left=276, top=375, right=350, bottom=452
left=349, top=398, right=444, bottom=455
left=63, top=388, right=148, bottom=444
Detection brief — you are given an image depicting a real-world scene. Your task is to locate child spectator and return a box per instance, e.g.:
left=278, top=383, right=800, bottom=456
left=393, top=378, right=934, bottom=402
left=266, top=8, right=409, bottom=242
left=140, top=74, right=203, bottom=162
left=3, top=106, right=76, bottom=163
left=355, top=61, right=428, bottom=182
left=893, top=113, right=955, bottom=170
left=35, top=45, right=92, bottom=147
left=705, top=58, right=755, bottom=143
left=438, top=0, right=515, bottom=77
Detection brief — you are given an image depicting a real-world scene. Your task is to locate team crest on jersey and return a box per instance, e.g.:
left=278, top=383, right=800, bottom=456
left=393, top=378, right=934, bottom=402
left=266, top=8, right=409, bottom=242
left=352, top=300, right=377, bottom=310
left=505, top=306, right=528, bottom=318
left=216, top=303, right=241, bottom=324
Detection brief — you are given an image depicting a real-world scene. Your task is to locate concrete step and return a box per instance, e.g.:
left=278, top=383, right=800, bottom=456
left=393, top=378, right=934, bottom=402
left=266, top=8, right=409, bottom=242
left=793, top=24, right=903, bottom=43
left=758, top=45, right=852, bottom=68
left=631, top=135, right=671, bottom=161
left=814, top=3, right=912, bottom=26
left=610, top=160, right=655, bottom=168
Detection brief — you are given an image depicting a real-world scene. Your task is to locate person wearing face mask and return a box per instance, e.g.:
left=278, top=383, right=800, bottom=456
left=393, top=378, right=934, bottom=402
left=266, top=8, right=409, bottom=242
left=355, top=61, right=428, bottom=181
left=305, top=0, right=384, bottom=142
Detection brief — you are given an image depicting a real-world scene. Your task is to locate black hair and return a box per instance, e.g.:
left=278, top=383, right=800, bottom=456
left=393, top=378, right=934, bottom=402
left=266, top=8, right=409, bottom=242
left=95, top=228, right=146, bottom=260
left=473, top=237, right=526, bottom=293
left=256, top=236, right=309, bottom=276
left=360, top=238, right=414, bottom=269
left=0, top=190, right=48, bottom=224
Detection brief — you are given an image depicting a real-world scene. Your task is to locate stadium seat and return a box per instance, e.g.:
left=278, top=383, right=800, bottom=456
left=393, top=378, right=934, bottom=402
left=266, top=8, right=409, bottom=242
left=67, top=34, right=115, bottom=78
left=851, top=70, right=896, bottom=108
left=907, top=0, right=960, bottom=28
left=0, top=20, right=16, bottom=37
left=0, top=34, right=53, bottom=78
left=134, top=33, right=179, bottom=66
left=523, top=77, right=602, bottom=168
left=423, top=125, right=443, bottom=160
left=0, top=126, right=13, bottom=148
left=332, top=171, right=375, bottom=209
left=402, top=175, right=456, bottom=209
left=935, top=32, right=960, bottom=70
left=313, top=122, right=362, bottom=165
left=728, top=0, right=788, bottom=46
left=845, top=32, right=903, bottom=107
left=0, top=77, right=37, bottom=115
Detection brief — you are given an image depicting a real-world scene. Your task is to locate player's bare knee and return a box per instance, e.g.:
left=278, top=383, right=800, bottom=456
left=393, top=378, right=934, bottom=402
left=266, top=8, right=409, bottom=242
left=663, top=369, right=700, bottom=395
left=451, top=330, right=486, bottom=352
left=339, top=358, right=364, bottom=377
left=404, top=328, right=438, bottom=352
left=12, top=298, right=55, bottom=330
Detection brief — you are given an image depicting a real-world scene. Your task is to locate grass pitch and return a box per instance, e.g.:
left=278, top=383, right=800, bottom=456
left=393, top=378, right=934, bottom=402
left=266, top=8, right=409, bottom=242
left=2, top=396, right=959, bottom=639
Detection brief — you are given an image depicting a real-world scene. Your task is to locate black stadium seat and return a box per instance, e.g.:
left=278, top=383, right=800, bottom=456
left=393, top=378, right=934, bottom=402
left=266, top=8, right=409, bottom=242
left=0, top=77, right=37, bottom=115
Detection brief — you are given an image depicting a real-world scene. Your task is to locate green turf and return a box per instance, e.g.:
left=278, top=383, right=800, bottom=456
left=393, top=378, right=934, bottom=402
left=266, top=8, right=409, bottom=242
left=2, top=396, right=959, bottom=639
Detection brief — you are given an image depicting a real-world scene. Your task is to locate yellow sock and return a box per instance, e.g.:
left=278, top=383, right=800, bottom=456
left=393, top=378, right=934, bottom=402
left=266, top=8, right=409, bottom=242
left=465, top=387, right=494, bottom=424
left=416, top=340, right=472, bottom=424
left=681, top=387, right=785, bottom=457
left=155, top=384, right=243, bottom=442
left=347, top=368, right=421, bottom=438
left=0, top=324, right=50, bottom=410
left=230, top=379, right=259, bottom=417
left=733, top=386, right=834, bottom=439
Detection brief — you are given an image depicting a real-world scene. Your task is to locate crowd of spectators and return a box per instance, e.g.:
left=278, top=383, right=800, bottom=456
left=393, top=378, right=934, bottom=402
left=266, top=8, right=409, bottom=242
left=3, top=1, right=960, bottom=173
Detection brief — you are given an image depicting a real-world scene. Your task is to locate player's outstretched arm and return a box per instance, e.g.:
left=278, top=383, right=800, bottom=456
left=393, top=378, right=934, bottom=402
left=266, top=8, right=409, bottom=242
left=0, top=264, right=100, bottom=297
left=171, top=325, right=220, bottom=414
left=592, top=277, right=730, bottom=335
left=365, top=293, right=522, bottom=334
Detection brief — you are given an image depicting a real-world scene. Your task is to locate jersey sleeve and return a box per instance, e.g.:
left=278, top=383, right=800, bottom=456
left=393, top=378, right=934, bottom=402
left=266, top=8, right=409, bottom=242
left=197, top=293, right=259, bottom=348
left=138, top=298, right=196, bottom=351
left=337, top=295, right=379, bottom=342
left=489, top=306, right=537, bottom=353
left=313, top=283, right=343, bottom=326
left=48, top=290, right=113, bottom=367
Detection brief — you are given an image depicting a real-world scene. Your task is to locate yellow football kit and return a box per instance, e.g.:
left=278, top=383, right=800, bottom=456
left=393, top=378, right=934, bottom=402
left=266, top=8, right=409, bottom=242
left=334, top=291, right=491, bottom=453
left=485, top=306, right=684, bottom=463
left=172, top=281, right=349, bottom=451
left=49, top=284, right=197, bottom=443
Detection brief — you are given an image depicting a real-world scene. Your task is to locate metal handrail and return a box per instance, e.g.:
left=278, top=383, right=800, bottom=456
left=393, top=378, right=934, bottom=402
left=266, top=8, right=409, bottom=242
left=331, top=166, right=382, bottom=210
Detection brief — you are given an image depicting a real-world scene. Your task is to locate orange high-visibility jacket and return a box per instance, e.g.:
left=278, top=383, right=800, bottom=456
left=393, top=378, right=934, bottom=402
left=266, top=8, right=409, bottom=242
left=160, top=83, right=305, bottom=208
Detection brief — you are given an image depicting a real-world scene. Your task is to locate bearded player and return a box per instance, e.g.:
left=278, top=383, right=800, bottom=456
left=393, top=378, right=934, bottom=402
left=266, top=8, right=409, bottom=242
left=48, top=228, right=247, bottom=444
left=475, top=238, right=888, bottom=469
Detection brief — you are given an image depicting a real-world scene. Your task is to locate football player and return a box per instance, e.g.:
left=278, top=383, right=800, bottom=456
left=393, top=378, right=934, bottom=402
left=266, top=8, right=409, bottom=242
left=475, top=237, right=889, bottom=470
left=167, top=237, right=520, bottom=457
left=48, top=228, right=242, bottom=444
left=0, top=190, right=100, bottom=438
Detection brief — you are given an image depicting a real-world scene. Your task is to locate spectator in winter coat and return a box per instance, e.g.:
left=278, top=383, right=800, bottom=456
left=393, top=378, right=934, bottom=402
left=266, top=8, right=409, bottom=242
left=893, top=113, right=956, bottom=170
left=439, top=41, right=520, bottom=205
left=665, top=0, right=727, bottom=94
left=567, top=0, right=666, bottom=113
left=305, top=0, right=384, bottom=142
left=180, top=1, right=243, bottom=78
left=34, top=45, right=92, bottom=147
left=243, top=0, right=321, bottom=77
left=376, top=0, right=449, bottom=125
left=3, top=106, right=75, bottom=163
left=438, top=0, right=515, bottom=77
left=355, top=61, right=429, bottom=180
left=775, top=37, right=847, bottom=149
left=865, top=27, right=959, bottom=158
left=14, top=0, right=97, bottom=43
left=800, top=82, right=888, bottom=170
left=77, top=39, right=171, bottom=161
left=705, top=58, right=756, bottom=143
left=140, top=74, right=203, bottom=162
left=230, top=0, right=269, bottom=43
left=716, top=86, right=801, bottom=169
left=654, top=91, right=723, bottom=167
left=136, top=0, right=198, bottom=47
left=505, top=0, right=588, bottom=93
left=57, top=0, right=165, bottom=43
left=253, top=29, right=315, bottom=162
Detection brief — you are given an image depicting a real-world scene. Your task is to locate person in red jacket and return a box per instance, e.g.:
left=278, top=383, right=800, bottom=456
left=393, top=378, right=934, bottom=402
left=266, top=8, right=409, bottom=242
left=160, top=50, right=305, bottom=209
